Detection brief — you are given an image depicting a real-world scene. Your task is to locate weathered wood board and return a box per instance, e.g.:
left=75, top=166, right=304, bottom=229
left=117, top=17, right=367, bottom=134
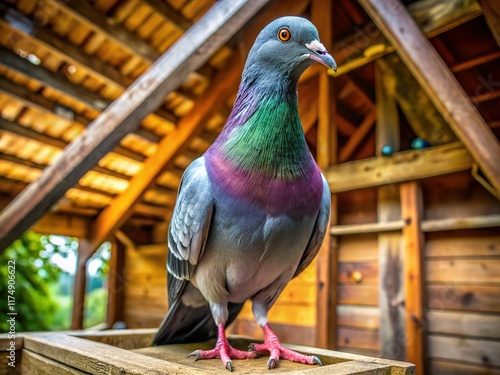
left=0, top=331, right=415, bottom=374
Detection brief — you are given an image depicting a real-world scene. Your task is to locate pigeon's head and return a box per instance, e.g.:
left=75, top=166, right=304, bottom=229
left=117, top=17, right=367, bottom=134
left=245, top=16, right=337, bottom=82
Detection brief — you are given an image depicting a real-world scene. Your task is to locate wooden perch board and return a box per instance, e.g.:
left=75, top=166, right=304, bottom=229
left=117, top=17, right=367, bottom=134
left=0, top=0, right=271, bottom=251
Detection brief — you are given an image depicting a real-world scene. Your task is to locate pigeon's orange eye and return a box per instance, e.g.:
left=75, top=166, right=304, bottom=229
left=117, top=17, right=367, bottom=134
left=278, top=27, right=291, bottom=42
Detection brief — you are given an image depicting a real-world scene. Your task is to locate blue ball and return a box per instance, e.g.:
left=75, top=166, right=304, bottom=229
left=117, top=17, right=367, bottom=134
left=381, top=145, right=393, bottom=156
left=411, top=138, right=432, bottom=149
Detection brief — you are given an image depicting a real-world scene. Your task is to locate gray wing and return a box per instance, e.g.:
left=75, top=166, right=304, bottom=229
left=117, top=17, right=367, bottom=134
left=167, top=157, right=214, bottom=305
left=293, top=175, right=331, bottom=278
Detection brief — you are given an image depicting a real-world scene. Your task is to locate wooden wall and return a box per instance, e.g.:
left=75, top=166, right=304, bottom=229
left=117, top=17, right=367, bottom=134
left=123, top=244, right=168, bottom=329
left=331, top=171, right=500, bottom=374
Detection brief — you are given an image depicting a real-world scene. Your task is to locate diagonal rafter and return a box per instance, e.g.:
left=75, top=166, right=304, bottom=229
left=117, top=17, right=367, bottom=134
left=339, top=109, right=377, bottom=163
left=0, top=0, right=272, bottom=252
left=359, top=0, right=500, bottom=194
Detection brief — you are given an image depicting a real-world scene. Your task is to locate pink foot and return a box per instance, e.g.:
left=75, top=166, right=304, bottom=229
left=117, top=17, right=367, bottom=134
left=188, top=324, right=258, bottom=371
left=249, top=324, right=323, bottom=369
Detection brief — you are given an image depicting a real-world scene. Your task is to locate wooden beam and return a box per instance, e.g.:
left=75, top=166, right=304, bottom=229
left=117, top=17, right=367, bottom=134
left=359, top=0, right=500, bottom=194
left=331, top=221, right=404, bottom=235
left=339, top=109, right=376, bottom=162
left=400, top=181, right=425, bottom=373
left=334, top=0, right=481, bottom=76
left=479, top=0, right=500, bottom=47
left=375, top=61, right=406, bottom=361
left=106, top=239, right=126, bottom=328
left=324, top=143, right=473, bottom=193
left=299, top=76, right=319, bottom=133
left=142, top=0, right=192, bottom=31
left=312, top=0, right=337, bottom=350
left=0, top=0, right=271, bottom=251
left=450, top=50, right=500, bottom=73
left=71, top=245, right=88, bottom=330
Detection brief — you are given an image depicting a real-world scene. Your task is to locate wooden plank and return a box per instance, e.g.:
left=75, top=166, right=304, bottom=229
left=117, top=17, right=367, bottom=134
left=338, top=235, right=378, bottom=262
left=338, top=262, right=378, bottom=285
left=427, top=259, right=500, bottom=284
left=428, top=335, right=500, bottom=367
left=142, top=0, right=192, bottom=31
left=400, top=181, right=424, bottom=372
left=338, top=285, right=379, bottom=306
left=359, top=0, right=500, bottom=194
left=23, top=333, right=207, bottom=374
left=312, top=0, right=336, bottom=350
left=70, top=247, right=88, bottom=330
left=0, top=0, right=271, bottom=252
left=426, top=231, right=500, bottom=258
left=337, top=328, right=380, bottom=351
left=324, top=143, right=473, bottom=193
left=430, top=359, right=500, bottom=375
left=331, top=221, right=404, bottom=235
left=374, top=60, right=405, bottom=362
left=427, top=284, right=500, bottom=313
left=72, top=328, right=156, bottom=350
left=421, top=215, right=500, bottom=232
left=106, top=239, right=126, bottom=328
left=480, top=0, right=500, bottom=47
left=427, top=310, right=500, bottom=339
left=21, top=349, right=86, bottom=375
left=337, top=306, right=380, bottom=330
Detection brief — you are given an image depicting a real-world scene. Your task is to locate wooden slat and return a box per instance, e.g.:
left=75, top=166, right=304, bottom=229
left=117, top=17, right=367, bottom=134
left=421, top=215, right=500, bottom=232
left=21, top=349, right=86, bottom=375
left=427, top=259, right=500, bottom=284
left=0, top=0, right=271, bottom=252
left=359, top=0, right=500, bottom=194
left=338, top=262, right=378, bottom=285
left=480, top=0, right=500, bottom=47
left=337, top=306, right=380, bottom=330
left=337, top=328, right=380, bottom=351
left=106, top=239, right=126, bottom=328
left=400, top=181, right=424, bottom=372
left=430, top=359, right=500, bottom=375
left=23, top=333, right=207, bottom=374
left=324, top=143, right=473, bottom=193
left=428, top=335, right=500, bottom=367
left=427, top=310, right=500, bottom=339
left=311, top=0, right=337, bottom=349
left=338, top=285, right=379, bottom=306
left=426, top=231, right=500, bottom=258
left=427, top=284, right=500, bottom=313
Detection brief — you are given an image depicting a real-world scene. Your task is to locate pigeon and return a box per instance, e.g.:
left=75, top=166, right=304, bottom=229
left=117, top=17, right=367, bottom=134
left=152, top=16, right=336, bottom=371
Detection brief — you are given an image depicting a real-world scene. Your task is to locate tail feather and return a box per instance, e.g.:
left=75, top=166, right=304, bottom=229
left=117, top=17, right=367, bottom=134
left=152, top=298, right=245, bottom=346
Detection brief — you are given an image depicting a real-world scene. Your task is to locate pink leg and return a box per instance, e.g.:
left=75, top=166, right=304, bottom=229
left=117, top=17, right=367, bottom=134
left=249, top=323, right=323, bottom=369
left=188, top=324, right=258, bottom=371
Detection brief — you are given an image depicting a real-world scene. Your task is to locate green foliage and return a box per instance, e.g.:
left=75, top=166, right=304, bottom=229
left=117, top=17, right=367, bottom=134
left=84, top=288, right=108, bottom=328
left=0, top=233, right=110, bottom=332
left=0, top=233, right=76, bottom=332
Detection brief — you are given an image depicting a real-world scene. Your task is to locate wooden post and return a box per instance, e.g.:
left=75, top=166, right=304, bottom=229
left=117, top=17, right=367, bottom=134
left=312, top=0, right=337, bottom=350
left=400, top=181, right=425, bottom=373
left=71, top=241, right=94, bottom=330
left=106, top=239, right=126, bottom=328
left=0, top=0, right=272, bottom=252
left=375, top=61, right=406, bottom=360
left=359, top=0, right=500, bottom=194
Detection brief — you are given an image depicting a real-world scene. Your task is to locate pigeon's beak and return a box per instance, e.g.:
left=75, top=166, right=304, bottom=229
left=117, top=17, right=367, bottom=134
left=305, top=40, right=337, bottom=73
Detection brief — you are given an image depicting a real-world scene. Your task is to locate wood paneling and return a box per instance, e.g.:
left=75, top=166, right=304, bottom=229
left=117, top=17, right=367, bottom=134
left=427, top=310, right=500, bottom=339
left=427, top=284, right=500, bottom=313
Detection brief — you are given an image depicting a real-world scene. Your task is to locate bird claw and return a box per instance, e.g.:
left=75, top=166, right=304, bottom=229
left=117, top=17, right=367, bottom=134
left=225, top=360, right=233, bottom=372
left=267, top=357, right=279, bottom=370
left=312, top=356, right=323, bottom=366
left=187, top=350, right=200, bottom=361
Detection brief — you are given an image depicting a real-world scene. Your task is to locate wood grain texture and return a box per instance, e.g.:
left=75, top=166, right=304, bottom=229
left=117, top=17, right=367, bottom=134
left=359, top=0, right=500, bottom=193
left=400, top=182, right=424, bottom=373
left=427, top=310, right=500, bottom=339
left=427, top=284, right=500, bottom=313
left=21, top=350, right=86, bottom=375
left=0, top=0, right=271, bottom=251
left=430, top=359, right=500, bottom=375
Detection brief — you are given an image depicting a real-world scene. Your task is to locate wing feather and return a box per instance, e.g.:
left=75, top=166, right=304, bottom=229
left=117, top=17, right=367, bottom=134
left=167, top=157, right=214, bottom=305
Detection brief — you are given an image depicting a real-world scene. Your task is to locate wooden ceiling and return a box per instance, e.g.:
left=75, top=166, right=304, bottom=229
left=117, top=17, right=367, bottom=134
left=0, top=0, right=498, bottom=247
